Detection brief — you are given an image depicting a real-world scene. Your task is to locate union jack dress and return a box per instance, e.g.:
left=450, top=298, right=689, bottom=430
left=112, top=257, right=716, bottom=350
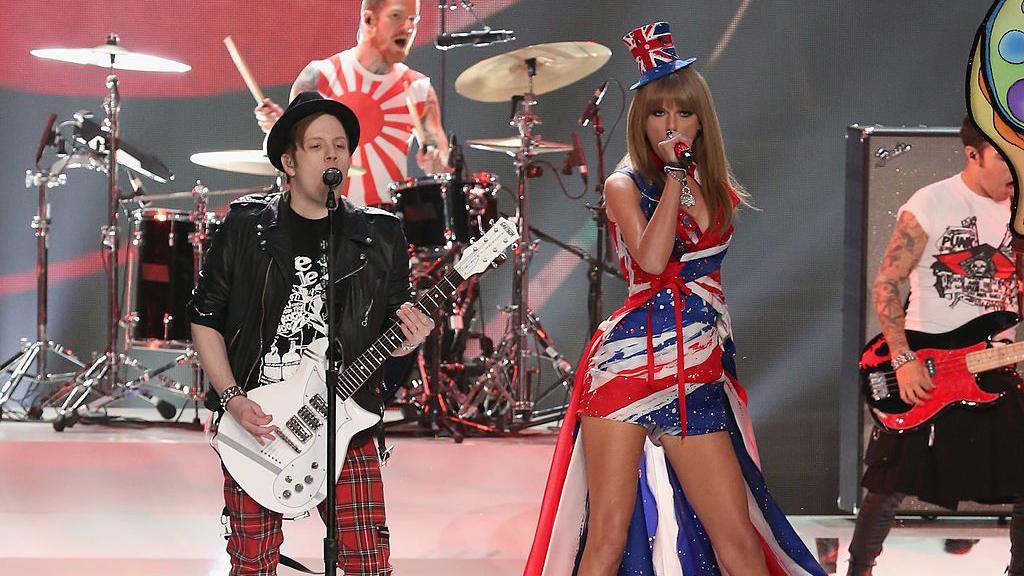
left=523, top=167, right=825, bottom=576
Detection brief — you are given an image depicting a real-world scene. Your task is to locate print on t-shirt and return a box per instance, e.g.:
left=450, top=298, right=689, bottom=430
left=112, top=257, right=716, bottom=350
left=930, top=216, right=1016, bottom=311
left=260, top=253, right=328, bottom=384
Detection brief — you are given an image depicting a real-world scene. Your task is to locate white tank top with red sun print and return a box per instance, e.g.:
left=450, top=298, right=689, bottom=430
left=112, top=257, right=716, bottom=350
left=310, top=48, right=431, bottom=206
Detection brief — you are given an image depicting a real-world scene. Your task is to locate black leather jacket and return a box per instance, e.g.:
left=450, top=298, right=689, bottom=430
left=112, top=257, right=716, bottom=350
left=187, top=192, right=412, bottom=427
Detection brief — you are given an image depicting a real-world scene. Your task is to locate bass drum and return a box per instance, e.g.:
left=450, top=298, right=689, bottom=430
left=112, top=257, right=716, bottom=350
left=390, top=172, right=499, bottom=249
left=126, top=208, right=220, bottom=348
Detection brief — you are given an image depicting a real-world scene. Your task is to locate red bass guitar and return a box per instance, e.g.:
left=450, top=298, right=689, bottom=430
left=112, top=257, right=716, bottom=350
left=859, top=311, right=1021, bottom=433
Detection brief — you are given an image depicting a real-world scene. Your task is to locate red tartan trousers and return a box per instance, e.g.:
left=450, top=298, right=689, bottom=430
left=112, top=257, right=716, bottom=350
left=221, top=437, right=392, bottom=576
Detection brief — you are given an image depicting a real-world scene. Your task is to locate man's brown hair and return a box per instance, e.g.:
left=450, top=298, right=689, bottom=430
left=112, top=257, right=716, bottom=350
left=360, top=0, right=387, bottom=13
left=960, top=116, right=989, bottom=152
left=281, top=113, right=324, bottom=181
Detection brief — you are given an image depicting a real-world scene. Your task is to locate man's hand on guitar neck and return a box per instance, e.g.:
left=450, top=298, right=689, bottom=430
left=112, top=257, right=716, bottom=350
left=895, top=358, right=934, bottom=406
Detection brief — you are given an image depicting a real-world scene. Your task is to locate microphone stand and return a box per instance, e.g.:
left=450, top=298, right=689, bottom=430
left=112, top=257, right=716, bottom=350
left=324, top=175, right=340, bottom=576
left=437, top=0, right=447, bottom=123
left=585, top=109, right=610, bottom=334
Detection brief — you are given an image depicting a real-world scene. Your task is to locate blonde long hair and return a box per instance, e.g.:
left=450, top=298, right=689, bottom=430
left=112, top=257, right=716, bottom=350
left=625, top=67, right=750, bottom=233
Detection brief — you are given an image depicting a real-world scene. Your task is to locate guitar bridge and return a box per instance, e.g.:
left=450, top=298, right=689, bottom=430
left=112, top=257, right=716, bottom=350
left=868, top=372, right=890, bottom=401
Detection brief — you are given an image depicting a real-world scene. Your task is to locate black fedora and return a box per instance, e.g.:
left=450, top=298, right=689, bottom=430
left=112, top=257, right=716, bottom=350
left=265, top=91, right=361, bottom=172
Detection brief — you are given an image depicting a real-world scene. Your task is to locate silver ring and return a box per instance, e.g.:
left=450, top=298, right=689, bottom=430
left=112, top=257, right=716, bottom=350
left=666, top=130, right=674, bottom=138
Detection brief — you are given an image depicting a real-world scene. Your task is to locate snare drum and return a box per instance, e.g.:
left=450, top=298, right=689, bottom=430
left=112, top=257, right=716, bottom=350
left=126, top=208, right=220, bottom=347
left=390, top=172, right=499, bottom=249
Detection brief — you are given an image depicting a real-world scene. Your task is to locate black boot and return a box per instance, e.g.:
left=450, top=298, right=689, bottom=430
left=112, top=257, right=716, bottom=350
left=847, top=491, right=904, bottom=576
left=1009, top=493, right=1024, bottom=576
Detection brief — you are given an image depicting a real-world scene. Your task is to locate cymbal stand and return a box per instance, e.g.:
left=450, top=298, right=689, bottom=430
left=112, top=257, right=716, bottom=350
left=0, top=152, right=86, bottom=419
left=386, top=246, right=471, bottom=441
left=584, top=107, right=612, bottom=335
left=460, top=59, right=574, bottom=430
left=183, top=184, right=211, bottom=424
left=48, top=36, right=180, bottom=429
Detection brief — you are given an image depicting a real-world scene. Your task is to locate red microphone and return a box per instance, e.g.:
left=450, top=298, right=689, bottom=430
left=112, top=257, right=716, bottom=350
left=672, top=140, right=694, bottom=170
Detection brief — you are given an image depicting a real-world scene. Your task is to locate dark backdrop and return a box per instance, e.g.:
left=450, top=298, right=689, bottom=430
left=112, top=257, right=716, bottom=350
left=0, top=1, right=995, bottom=514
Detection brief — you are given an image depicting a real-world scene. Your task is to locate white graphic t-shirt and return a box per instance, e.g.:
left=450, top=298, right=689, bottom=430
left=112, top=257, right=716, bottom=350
left=898, top=173, right=1017, bottom=334
left=259, top=206, right=329, bottom=385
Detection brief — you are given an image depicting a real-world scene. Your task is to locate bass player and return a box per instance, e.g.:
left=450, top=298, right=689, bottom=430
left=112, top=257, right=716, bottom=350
left=848, top=117, right=1024, bottom=575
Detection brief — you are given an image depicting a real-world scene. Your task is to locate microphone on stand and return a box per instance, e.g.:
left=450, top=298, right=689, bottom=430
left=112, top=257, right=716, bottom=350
left=435, top=28, right=516, bottom=50
left=323, top=167, right=343, bottom=210
left=561, top=131, right=589, bottom=189
left=577, top=81, right=608, bottom=127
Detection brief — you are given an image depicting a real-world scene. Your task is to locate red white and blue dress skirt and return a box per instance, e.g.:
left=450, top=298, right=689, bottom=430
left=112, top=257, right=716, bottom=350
left=523, top=168, right=825, bottom=576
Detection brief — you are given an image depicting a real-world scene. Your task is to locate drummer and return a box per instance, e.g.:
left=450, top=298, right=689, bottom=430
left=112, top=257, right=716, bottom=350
left=255, top=0, right=450, bottom=208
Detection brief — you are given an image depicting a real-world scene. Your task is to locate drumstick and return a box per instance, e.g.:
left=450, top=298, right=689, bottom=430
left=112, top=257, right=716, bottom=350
left=223, top=36, right=266, bottom=105
left=402, top=82, right=429, bottom=149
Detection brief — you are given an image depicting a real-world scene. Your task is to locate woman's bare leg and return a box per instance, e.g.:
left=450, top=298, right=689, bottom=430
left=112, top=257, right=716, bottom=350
left=660, top=431, right=770, bottom=576
left=576, top=415, right=650, bottom=576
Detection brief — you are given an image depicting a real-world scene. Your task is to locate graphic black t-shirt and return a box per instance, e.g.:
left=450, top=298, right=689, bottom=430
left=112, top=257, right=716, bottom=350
left=259, top=204, right=329, bottom=385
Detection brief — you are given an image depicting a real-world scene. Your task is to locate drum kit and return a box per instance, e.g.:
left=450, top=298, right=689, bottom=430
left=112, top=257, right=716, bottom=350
left=0, top=32, right=621, bottom=437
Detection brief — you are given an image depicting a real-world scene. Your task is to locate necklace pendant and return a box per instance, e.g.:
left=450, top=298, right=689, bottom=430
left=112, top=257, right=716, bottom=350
left=679, top=184, right=696, bottom=208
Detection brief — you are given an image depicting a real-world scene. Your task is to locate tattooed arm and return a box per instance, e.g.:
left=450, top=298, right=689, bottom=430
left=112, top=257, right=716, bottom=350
left=415, top=85, right=450, bottom=173
left=873, top=210, right=934, bottom=405
left=288, top=61, right=321, bottom=101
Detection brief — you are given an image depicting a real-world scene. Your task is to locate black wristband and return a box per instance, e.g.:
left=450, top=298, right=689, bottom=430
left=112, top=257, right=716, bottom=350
left=220, top=385, right=246, bottom=411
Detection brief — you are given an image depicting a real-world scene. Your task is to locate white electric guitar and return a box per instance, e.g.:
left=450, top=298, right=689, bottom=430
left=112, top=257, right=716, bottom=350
left=215, top=218, right=519, bottom=515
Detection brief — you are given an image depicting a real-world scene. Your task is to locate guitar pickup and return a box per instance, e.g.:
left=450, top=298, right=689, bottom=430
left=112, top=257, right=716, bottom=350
left=298, top=406, right=322, bottom=430
left=310, top=394, right=328, bottom=418
left=286, top=416, right=313, bottom=443
left=868, top=372, right=890, bottom=401
left=924, top=358, right=937, bottom=377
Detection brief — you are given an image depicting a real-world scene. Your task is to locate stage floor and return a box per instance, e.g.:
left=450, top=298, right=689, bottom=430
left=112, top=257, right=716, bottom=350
left=0, top=413, right=1012, bottom=575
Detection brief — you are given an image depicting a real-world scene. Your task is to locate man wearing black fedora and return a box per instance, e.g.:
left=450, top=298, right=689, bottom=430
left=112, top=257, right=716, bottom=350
left=190, top=91, right=434, bottom=575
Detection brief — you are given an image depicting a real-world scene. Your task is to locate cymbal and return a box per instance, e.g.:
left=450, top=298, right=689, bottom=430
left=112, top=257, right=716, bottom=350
left=31, top=41, right=191, bottom=73
left=467, top=137, right=573, bottom=156
left=455, top=41, right=611, bottom=103
left=190, top=150, right=366, bottom=177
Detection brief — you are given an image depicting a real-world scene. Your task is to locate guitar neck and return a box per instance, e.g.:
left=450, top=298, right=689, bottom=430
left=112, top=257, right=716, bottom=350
left=335, top=268, right=465, bottom=400
left=966, top=340, right=1024, bottom=374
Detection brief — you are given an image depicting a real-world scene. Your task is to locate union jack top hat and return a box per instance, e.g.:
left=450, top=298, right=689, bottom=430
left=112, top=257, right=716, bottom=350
left=622, top=21, right=696, bottom=90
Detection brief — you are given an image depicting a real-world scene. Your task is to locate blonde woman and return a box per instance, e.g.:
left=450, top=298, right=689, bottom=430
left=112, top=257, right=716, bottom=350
left=523, top=22, right=826, bottom=576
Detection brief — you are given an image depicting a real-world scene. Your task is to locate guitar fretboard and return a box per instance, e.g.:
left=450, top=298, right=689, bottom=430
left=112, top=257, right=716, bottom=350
left=965, top=341, right=1024, bottom=374
left=335, top=268, right=465, bottom=400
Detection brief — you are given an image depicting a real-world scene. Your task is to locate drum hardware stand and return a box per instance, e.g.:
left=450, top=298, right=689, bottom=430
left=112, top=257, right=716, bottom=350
left=461, top=59, right=575, bottom=430
left=0, top=131, right=87, bottom=420
left=385, top=245, right=471, bottom=441
left=46, top=36, right=182, bottom=430
left=583, top=105, right=613, bottom=335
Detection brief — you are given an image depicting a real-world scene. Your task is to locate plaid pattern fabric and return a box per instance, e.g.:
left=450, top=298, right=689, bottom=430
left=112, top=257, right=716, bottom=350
left=222, top=438, right=392, bottom=576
